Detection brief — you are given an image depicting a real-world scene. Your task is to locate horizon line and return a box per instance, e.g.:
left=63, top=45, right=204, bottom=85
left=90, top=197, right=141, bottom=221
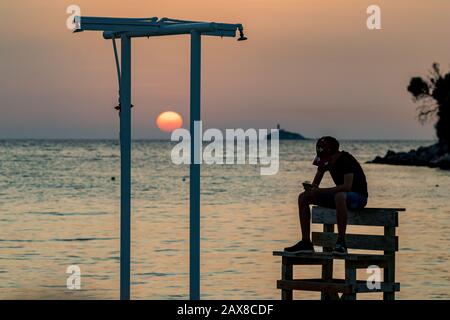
left=0, top=137, right=437, bottom=142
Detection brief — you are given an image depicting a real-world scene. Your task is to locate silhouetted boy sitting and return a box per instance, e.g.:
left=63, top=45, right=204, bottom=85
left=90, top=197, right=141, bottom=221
left=285, top=136, right=368, bottom=255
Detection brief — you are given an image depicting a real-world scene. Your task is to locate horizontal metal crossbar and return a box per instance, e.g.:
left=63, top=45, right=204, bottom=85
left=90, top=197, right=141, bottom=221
left=74, top=16, right=243, bottom=39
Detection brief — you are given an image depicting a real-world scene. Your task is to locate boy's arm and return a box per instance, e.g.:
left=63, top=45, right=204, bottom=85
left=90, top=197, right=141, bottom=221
left=317, top=173, right=353, bottom=194
left=312, top=170, right=324, bottom=187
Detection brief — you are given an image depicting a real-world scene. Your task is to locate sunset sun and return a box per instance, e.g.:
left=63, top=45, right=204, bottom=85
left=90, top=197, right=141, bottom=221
left=156, top=111, right=183, bottom=132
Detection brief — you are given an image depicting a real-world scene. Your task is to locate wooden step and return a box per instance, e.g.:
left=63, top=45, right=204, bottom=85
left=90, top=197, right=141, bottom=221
left=277, top=278, right=400, bottom=294
left=273, top=251, right=390, bottom=261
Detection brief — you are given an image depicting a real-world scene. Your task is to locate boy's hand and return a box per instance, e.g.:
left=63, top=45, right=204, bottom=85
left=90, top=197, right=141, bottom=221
left=306, top=186, right=320, bottom=196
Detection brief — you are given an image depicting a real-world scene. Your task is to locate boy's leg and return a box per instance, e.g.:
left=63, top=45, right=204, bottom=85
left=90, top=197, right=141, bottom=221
left=298, top=192, right=314, bottom=241
left=284, top=192, right=317, bottom=252
left=334, top=192, right=348, bottom=242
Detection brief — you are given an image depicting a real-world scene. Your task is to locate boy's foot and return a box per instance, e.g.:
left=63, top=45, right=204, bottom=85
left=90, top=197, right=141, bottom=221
left=333, top=241, right=348, bottom=256
left=284, top=240, right=315, bottom=253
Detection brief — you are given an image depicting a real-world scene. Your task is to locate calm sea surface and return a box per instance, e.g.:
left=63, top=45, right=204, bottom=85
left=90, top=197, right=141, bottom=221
left=0, top=140, right=448, bottom=299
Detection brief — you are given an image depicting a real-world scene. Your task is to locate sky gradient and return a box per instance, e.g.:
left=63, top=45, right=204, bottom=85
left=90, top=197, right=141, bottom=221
left=1, top=0, right=450, bottom=139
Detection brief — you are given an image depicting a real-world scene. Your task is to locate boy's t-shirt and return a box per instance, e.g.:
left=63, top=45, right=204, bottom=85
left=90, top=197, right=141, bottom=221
left=319, top=151, right=368, bottom=197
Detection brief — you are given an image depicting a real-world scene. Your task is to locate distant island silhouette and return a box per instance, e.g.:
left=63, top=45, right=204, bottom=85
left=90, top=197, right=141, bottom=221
left=267, top=124, right=307, bottom=140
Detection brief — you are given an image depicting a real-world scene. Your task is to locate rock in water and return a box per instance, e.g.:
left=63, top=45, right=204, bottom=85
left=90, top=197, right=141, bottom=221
left=369, top=143, right=450, bottom=170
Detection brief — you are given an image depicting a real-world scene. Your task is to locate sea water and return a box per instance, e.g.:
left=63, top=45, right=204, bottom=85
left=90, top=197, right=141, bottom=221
left=0, top=140, right=448, bottom=299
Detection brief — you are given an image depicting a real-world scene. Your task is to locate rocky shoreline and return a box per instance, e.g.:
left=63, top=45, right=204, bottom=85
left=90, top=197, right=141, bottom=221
left=368, top=143, right=450, bottom=170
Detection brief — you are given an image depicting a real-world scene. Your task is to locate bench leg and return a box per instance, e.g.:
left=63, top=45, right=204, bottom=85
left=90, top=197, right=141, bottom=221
left=383, top=256, right=395, bottom=300
left=321, top=223, right=339, bottom=300
left=384, top=226, right=396, bottom=301
left=281, top=257, right=293, bottom=300
left=321, top=260, right=339, bottom=300
left=342, top=262, right=357, bottom=300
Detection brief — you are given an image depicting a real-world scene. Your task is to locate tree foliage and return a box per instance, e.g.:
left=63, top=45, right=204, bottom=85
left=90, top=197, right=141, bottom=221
left=407, top=63, right=450, bottom=149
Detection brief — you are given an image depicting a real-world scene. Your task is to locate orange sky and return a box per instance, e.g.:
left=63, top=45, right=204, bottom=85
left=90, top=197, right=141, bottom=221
left=1, top=0, right=450, bottom=139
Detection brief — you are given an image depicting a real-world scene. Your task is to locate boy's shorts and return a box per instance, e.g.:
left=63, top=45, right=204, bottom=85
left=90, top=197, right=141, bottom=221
left=316, top=191, right=368, bottom=210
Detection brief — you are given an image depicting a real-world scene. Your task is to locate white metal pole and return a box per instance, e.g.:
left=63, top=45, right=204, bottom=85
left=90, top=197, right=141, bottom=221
left=120, top=34, right=132, bottom=300
left=190, top=30, right=201, bottom=300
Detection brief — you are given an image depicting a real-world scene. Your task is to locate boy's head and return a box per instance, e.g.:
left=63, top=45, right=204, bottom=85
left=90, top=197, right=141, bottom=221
left=313, top=136, right=340, bottom=168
